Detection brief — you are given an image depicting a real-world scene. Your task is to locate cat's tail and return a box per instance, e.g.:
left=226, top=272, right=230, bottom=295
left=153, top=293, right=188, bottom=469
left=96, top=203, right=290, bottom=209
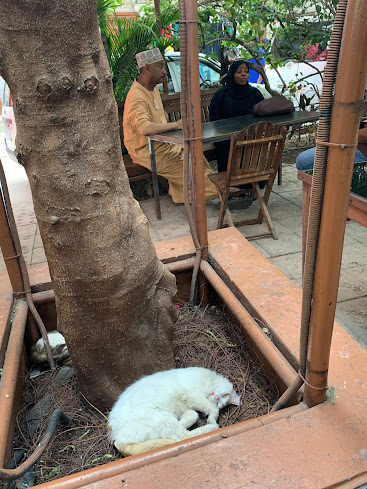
left=115, top=438, right=177, bottom=456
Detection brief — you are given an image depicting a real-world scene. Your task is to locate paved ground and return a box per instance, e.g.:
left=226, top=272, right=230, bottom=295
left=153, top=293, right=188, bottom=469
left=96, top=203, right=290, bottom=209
left=1, top=129, right=366, bottom=348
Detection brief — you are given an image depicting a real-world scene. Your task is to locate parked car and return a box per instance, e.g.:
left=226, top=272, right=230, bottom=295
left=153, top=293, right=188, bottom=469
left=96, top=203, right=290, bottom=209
left=265, top=60, right=326, bottom=109
left=1, top=79, right=16, bottom=153
left=162, top=51, right=271, bottom=100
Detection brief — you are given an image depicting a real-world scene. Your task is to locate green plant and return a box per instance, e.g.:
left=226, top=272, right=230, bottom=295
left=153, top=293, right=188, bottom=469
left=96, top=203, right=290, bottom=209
left=103, top=4, right=179, bottom=101
left=196, top=0, right=337, bottom=97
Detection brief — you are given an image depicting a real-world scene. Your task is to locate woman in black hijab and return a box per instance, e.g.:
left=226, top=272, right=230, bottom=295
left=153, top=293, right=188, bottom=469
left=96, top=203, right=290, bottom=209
left=209, top=60, right=264, bottom=172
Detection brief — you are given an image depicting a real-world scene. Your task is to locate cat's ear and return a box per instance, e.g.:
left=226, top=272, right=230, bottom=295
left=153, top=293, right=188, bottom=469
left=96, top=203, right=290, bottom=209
left=230, top=389, right=241, bottom=406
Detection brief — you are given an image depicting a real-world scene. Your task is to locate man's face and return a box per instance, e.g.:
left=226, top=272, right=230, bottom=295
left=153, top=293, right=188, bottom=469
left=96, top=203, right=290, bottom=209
left=148, top=60, right=167, bottom=85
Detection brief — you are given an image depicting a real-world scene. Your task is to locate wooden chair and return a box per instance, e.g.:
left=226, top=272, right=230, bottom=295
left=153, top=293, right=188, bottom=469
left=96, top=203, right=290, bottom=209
left=208, top=121, right=286, bottom=240
left=161, top=88, right=218, bottom=161
left=160, top=88, right=217, bottom=123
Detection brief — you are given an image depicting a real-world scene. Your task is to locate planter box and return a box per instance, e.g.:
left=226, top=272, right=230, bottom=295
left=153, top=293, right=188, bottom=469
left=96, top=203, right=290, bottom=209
left=1, top=228, right=367, bottom=488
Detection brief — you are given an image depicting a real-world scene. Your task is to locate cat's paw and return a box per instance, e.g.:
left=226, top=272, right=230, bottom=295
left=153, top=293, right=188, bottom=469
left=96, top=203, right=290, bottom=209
left=205, top=423, right=219, bottom=431
left=207, top=414, right=219, bottom=425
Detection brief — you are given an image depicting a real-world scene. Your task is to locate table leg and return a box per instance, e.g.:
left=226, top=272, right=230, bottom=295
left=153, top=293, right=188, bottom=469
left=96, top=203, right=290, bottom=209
left=277, top=161, right=282, bottom=186
left=149, top=138, right=161, bottom=220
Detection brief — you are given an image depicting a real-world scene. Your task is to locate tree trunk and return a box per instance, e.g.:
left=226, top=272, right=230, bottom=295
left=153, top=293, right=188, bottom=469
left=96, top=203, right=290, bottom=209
left=0, top=0, right=177, bottom=411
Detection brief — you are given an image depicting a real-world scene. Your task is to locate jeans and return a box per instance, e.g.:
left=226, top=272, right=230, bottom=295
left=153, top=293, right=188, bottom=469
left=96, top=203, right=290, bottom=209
left=296, top=147, right=367, bottom=171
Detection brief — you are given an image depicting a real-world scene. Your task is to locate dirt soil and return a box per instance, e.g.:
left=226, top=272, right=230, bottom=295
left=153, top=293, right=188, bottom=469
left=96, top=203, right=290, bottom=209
left=10, top=303, right=278, bottom=485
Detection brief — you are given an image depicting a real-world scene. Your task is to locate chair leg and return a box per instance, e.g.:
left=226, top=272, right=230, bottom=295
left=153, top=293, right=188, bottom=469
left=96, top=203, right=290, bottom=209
left=257, top=176, right=275, bottom=224
left=225, top=208, right=234, bottom=227
left=217, top=190, right=231, bottom=229
left=151, top=170, right=161, bottom=220
left=278, top=161, right=282, bottom=185
left=255, top=183, right=278, bottom=239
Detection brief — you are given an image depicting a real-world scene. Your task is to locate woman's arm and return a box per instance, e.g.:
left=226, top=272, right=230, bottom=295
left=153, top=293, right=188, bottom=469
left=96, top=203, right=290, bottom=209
left=209, top=89, right=224, bottom=121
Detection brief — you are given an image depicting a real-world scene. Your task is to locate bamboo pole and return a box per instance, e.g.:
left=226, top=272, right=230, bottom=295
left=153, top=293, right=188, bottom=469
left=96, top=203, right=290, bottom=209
left=303, top=0, right=367, bottom=407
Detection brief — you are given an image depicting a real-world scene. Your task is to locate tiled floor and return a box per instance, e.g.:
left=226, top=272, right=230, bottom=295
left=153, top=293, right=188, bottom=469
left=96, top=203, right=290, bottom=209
left=1, top=132, right=367, bottom=347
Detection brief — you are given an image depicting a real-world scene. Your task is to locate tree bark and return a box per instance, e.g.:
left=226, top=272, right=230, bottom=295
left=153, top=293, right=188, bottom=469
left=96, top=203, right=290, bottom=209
left=0, top=0, right=177, bottom=410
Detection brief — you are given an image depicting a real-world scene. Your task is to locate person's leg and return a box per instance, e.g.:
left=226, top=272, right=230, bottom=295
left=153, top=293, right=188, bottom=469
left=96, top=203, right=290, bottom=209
left=354, top=148, right=367, bottom=163
left=296, top=146, right=366, bottom=171
left=296, top=147, right=316, bottom=171
left=155, top=146, right=217, bottom=203
left=214, top=140, right=231, bottom=173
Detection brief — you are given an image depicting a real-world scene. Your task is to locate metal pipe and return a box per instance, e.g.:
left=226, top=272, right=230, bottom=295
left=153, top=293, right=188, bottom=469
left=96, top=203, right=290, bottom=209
left=0, top=160, right=54, bottom=369
left=165, top=257, right=195, bottom=273
left=271, top=0, right=348, bottom=413
left=32, top=289, right=55, bottom=305
left=304, top=0, right=367, bottom=407
left=0, top=299, right=28, bottom=467
left=0, top=160, right=24, bottom=293
left=200, top=260, right=299, bottom=393
left=178, top=0, right=203, bottom=306
left=183, top=0, right=209, bottom=258
left=299, top=0, right=347, bottom=377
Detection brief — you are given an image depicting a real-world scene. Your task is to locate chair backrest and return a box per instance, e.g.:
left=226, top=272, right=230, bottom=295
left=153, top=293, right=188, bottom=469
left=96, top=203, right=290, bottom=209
left=229, top=121, right=286, bottom=179
left=161, top=88, right=218, bottom=123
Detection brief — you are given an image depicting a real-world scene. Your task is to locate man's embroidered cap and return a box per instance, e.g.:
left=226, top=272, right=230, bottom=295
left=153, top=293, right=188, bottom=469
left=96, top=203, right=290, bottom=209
left=135, top=48, right=163, bottom=69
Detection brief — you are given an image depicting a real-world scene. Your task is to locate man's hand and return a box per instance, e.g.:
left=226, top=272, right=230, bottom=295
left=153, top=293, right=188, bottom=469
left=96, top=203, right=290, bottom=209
left=142, top=119, right=183, bottom=136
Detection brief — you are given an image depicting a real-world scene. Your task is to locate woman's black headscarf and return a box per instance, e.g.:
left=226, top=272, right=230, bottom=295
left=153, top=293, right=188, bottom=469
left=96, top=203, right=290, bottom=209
left=224, top=59, right=251, bottom=99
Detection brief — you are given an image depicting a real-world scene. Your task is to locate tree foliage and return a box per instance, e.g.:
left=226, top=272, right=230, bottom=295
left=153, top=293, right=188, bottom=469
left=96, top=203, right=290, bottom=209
left=196, top=0, right=337, bottom=97
left=103, top=1, right=179, bottom=101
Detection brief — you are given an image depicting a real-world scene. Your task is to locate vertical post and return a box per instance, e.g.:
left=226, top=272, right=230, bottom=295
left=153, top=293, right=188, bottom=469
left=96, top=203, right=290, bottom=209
left=0, top=170, right=24, bottom=294
left=304, top=0, right=367, bottom=407
left=184, top=0, right=208, bottom=258
left=154, top=0, right=168, bottom=94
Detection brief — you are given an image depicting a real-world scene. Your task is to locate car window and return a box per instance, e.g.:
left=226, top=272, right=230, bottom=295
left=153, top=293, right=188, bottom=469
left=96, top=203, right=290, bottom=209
left=157, top=67, right=175, bottom=94
left=199, top=61, right=220, bottom=85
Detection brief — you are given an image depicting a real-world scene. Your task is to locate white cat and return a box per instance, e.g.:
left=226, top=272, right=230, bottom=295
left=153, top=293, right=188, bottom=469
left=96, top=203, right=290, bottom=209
left=108, top=367, right=241, bottom=457
left=30, top=330, right=70, bottom=365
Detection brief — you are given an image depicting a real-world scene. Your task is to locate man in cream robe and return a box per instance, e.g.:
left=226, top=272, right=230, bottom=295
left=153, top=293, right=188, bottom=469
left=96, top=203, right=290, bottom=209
left=123, top=48, right=217, bottom=204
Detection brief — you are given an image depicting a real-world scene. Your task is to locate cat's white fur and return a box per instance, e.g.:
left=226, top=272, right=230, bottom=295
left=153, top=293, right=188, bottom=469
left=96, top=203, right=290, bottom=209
left=108, top=367, right=241, bottom=456
left=30, top=330, right=70, bottom=365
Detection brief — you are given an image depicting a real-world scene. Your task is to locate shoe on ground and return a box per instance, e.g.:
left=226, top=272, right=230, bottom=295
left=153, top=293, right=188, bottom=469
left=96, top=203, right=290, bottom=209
left=207, top=197, right=220, bottom=207
left=227, top=195, right=253, bottom=210
left=207, top=195, right=253, bottom=210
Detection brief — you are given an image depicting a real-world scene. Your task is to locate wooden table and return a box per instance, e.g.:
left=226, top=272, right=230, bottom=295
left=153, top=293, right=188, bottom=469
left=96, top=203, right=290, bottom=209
left=298, top=168, right=367, bottom=264
left=149, top=111, right=319, bottom=218
left=150, top=111, right=319, bottom=146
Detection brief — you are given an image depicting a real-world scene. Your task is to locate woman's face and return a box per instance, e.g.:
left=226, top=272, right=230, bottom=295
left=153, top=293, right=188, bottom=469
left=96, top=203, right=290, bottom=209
left=234, top=63, right=250, bottom=86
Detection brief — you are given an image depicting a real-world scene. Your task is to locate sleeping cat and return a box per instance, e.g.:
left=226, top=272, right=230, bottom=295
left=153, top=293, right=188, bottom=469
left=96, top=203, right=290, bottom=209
left=108, top=367, right=241, bottom=457
left=30, top=330, right=71, bottom=366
